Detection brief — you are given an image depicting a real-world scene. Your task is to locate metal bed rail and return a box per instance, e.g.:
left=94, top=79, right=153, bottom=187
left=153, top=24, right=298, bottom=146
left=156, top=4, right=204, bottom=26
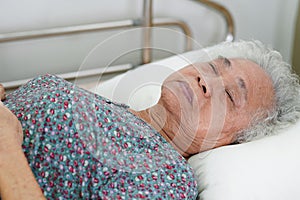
left=0, top=0, right=235, bottom=89
left=0, top=17, right=193, bottom=90
left=0, top=18, right=193, bottom=48
left=2, top=64, right=133, bottom=89
left=194, top=0, right=235, bottom=42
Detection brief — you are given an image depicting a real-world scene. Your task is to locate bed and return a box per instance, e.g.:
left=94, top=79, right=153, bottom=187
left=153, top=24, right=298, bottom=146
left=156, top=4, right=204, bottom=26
left=1, top=1, right=300, bottom=199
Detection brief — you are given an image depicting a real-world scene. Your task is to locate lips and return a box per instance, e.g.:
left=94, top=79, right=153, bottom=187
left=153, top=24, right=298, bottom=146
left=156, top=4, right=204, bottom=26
left=179, top=81, right=194, bottom=104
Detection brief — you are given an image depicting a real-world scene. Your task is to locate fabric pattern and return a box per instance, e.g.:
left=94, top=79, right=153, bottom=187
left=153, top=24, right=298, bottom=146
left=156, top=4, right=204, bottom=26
left=4, top=74, right=198, bottom=199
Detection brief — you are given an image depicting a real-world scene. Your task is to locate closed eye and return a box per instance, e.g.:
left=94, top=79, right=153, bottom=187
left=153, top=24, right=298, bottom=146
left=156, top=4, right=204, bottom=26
left=225, top=89, right=234, bottom=103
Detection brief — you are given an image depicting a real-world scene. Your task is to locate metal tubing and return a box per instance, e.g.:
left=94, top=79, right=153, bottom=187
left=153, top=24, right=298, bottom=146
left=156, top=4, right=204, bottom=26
left=0, top=1, right=234, bottom=88
left=142, top=0, right=153, bottom=64
left=2, top=64, right=133, bottom=89
left=194, top=0, right=235, bottom=42
left=0, top=2, right=233, bottom=45
left=0, top=20, right=136, bottom=43
left=0, top=18, right=193, bottom=49
left=153, top=18, right=193, bottom=51
left=0, top=17, right=193, bottom=90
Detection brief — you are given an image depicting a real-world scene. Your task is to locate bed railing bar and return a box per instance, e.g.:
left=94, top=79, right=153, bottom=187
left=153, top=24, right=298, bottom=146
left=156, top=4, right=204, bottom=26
left=0, top=18, right=193, bottom=52
left=142, top=0, right=153, bottom=64
left=194, top=0, right=235, bottom=42
left=153, top=18, right=193, bottom=51
left=0, top=20, right=136, bottom=43
left=0, top=18, right=193, bottom=51
left=2, top=64, right=133, bottom=90
left=59, top=64, right=133, bottom=80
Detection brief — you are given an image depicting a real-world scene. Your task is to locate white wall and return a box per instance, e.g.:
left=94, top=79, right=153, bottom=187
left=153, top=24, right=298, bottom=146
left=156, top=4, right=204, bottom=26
left=214, top=0, right=299, bottom=63
left=0, top=0, right=298, bottom=83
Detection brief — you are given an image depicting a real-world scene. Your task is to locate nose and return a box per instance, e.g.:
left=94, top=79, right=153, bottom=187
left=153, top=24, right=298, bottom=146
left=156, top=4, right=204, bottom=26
left=197, top=76, right=211, bottom=97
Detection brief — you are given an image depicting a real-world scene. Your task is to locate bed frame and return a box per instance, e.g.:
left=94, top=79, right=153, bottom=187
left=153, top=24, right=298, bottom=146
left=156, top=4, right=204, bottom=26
left=0, top=0, right=234, bottom=89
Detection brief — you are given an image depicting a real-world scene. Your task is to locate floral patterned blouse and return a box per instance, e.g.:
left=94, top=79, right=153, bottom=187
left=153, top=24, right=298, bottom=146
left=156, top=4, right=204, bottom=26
left=4, top=74, right=198, bottom=199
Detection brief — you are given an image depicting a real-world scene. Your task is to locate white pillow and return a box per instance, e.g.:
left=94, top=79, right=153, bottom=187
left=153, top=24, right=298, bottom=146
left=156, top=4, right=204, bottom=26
left=189, top=119, right=300, bottom=200
left=91, top=41, right=300, bottom=199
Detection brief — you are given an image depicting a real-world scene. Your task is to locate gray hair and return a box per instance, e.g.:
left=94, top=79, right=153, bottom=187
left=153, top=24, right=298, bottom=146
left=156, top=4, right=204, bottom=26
left=202, top=40, right=300, bottom=142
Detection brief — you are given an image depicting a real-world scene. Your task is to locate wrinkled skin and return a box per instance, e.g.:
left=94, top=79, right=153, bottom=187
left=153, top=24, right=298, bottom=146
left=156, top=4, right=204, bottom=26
left=149, top=58, right=275, bottom=156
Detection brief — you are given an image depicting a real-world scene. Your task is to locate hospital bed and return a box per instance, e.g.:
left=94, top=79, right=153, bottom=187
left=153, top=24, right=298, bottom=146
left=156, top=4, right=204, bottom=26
left=1, top=1, right=300, bottom=199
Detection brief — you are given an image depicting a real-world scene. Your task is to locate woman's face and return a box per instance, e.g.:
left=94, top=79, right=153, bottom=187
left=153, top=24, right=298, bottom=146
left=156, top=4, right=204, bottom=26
left=159, top=57, right=275, bottom=155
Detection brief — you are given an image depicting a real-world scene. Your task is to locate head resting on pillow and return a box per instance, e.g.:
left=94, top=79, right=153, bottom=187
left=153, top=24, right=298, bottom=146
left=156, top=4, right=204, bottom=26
left=205, top=40, right=300, bottom=144
left=131, top=40, right=300, bottom=158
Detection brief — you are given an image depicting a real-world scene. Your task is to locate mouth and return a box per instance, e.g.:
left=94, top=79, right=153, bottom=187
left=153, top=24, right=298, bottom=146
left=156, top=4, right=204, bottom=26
left=179, top=81, right=194, bottom=104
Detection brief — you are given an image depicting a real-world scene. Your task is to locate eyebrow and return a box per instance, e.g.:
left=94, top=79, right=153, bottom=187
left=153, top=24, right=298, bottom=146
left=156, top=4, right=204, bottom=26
left=237, top=77, right=248, bottom=101
left=218, top=55, right=231, bottom=68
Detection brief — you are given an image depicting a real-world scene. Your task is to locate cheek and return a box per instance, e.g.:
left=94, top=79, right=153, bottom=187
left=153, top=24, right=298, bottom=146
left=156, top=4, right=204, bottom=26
left=197, top=93, right=226, bottom=131
left=223, top=110, right=251, bottom=135
left=193, top=100, right=229, bottom=150
left=187, top=104, right=212, bottom=142
left=160, top=85, right=182, bottom=115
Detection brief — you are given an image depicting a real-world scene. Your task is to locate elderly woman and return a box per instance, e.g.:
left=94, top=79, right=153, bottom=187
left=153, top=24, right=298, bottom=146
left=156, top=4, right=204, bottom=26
left=0, top=40, right=299, bottom=199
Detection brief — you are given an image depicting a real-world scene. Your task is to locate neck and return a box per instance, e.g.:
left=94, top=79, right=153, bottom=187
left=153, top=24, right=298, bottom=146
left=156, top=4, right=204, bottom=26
left=129, top=104, right=191, bottom=158
left=128, top=104, right=168, bottom=137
